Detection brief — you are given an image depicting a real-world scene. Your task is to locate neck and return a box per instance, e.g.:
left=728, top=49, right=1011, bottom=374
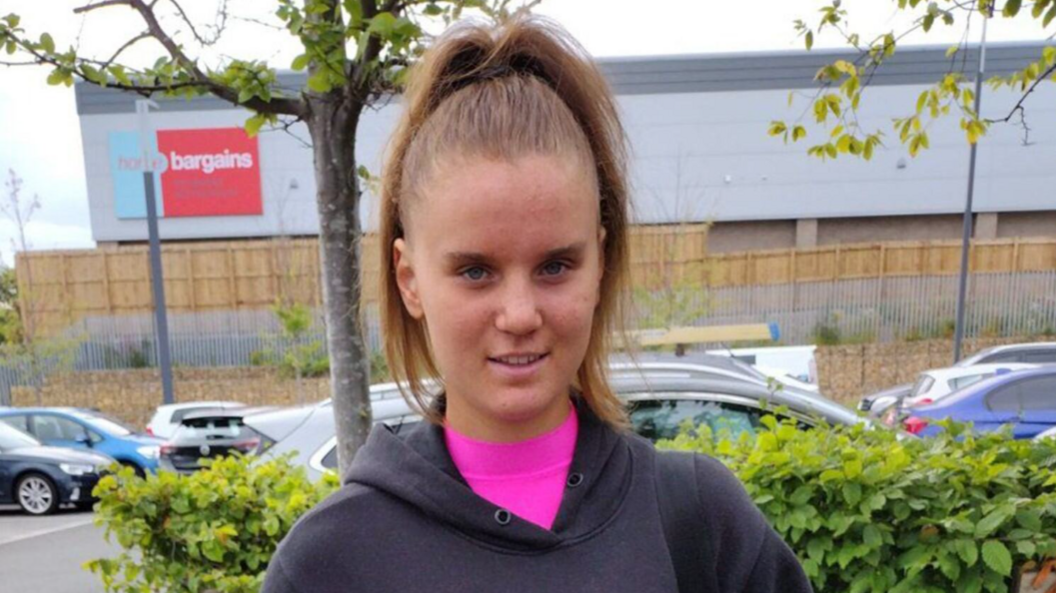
left=444, top=394, right=572, bottom=443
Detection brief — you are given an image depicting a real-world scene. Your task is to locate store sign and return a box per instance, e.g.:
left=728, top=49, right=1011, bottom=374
left=108, top=127, right=263, bottom=219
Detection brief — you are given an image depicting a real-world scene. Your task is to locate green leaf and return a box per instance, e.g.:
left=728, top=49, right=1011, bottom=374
left=1044, top=4, right=1056, bottom=27
left=1044, top=46, right=1056, bottom=66
left=39, top=32, right=54, bottom=54
left=1017, top=540, right=1036, bottom=556
left=367, top=12, right=397, bottom=37
left=805, top=30, right=814, bottom=51
left=981, top=540, right=1012, bottom=576
left=3, top=13, right=20, bottom=28
left=957, top=540, right=979, bottom=567
left=244, top=114, right=266, bottom=137
left=946, top=45, right=959, bottom=58
left=307, top=70, right=331, bottom=93
left=864, top=524, right=882, bottom=548
left=975, top=510, right=1008, bottom=538
left=1003, top=0, right=1022, bottom=17
left=842, top=482, right=862, bottom=506
left=1016, top=509, right=1042, bottom=531
left=939, top=552, right=962, bottom=581
left=46, top=68, right=64, bottom=86
left=291, top=53, right=310, bottom=71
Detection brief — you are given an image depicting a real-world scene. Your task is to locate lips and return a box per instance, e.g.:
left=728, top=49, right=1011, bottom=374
left=489, top=353, right=548, bottom=366
left=487, top=352, right=549, bottom=380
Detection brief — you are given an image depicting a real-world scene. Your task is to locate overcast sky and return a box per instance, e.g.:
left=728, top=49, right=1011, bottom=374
left=0, top=0, right=1050, bottom=267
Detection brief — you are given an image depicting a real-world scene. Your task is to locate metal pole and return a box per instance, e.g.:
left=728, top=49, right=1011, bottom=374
left=953, top=11, right=990, bottom=364
left=136, top=100, right=175, bottom=405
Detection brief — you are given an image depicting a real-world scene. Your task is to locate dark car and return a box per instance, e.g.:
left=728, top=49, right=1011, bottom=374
left=0, top=422, right=115, bottom=515
left=159, top=408, right=273, bottom=474
left=903, top=367, right=1056, bottom=439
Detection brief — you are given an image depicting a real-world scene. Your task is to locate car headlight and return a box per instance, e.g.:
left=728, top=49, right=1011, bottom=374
left=137, top=446, right=160, bottom=460
left=59, top=463, right=95, bottom=476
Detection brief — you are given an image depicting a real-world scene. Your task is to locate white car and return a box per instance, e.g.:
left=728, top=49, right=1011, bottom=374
left=902, top=363, right=1037, bottom=409
left=1034, top=426, right=1056, bottom=441
left=146, top=401, right=247, bottom=439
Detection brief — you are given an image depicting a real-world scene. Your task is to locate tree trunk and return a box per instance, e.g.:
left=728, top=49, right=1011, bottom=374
left=306, top=96, right=373, bottom=481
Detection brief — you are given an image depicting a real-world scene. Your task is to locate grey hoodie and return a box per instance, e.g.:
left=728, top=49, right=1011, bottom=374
left=262, top=398, right=813, bottom=593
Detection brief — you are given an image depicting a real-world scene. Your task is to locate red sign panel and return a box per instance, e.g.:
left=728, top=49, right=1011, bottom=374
left=155, top=128, right=262, bottom=217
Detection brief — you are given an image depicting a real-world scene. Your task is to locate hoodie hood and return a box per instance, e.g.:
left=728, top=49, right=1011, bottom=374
left=346, top=395, right=632, bottom=552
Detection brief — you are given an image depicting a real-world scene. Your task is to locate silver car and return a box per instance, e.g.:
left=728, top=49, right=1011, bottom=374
left=249, top=365, right=864, bottom=481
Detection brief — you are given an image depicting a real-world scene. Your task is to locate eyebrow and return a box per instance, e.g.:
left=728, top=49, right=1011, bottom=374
left=444, top=242, right=587, bottom=267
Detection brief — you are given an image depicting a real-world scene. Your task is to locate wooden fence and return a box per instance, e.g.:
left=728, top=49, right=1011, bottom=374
left=14, top=228, right=1056, bottom=337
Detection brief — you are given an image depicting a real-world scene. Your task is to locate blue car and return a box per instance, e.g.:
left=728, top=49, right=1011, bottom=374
left=0, top=408, right=164, bottom=475
left=903, top=367, right=1056, bottom=439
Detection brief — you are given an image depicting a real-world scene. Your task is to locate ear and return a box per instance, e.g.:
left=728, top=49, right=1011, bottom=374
left=393, top=238, right=424, bottom=320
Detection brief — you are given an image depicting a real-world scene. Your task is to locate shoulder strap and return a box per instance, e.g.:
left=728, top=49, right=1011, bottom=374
left=654, top=451, right=706, bottom=593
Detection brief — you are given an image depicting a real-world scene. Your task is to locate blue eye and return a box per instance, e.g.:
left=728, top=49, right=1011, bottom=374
left=541, top=261, right=569, bottom=277
left=461, top=266, right=488, bottom=281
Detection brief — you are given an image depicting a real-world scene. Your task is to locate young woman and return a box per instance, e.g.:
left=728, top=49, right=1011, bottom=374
left=263, top=16, right=813, bottom=593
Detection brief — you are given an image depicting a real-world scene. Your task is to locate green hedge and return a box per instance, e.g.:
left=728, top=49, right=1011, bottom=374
left=661, top=419, right=1056, bottom=593
left=86, top=455, right=338, bottom=593
left=87, top=422, right=1056, bottom=593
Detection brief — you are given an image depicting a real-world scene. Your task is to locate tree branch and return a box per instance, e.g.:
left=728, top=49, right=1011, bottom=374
left=121, top=0, right=305, bottom=116
left=73, top=0, right=133, bottom=14
left=166, top=0, right=228, bottom=47
left=986, top=60, right=1056, bottom=125
left=101, top=31, right=151, bottom=70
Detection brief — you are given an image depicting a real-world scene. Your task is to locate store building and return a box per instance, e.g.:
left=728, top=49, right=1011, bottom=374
left=75, top=41, right=1056, bottom=254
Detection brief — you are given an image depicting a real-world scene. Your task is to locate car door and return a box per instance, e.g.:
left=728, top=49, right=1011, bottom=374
left=30, top=413, right=92, bottom=450
left=983, top=382, right=1028, bottom=436
left=1016, top=375, right=1056, bottom=438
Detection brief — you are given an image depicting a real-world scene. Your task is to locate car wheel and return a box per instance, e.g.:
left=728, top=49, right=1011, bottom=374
left=16, top=473, right=59, bottom=516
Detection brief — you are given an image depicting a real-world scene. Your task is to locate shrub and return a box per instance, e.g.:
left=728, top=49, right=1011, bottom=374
left=86, top=455, right=338, bottom=593
left=661, top=419, right=1056, bottom=593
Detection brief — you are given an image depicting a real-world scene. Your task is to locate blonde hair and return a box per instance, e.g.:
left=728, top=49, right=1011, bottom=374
left=379, top=16, right=632, bottom=428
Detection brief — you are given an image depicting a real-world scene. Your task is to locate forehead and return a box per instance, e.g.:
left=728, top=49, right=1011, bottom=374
left=406, top=155, right=599, bottom=254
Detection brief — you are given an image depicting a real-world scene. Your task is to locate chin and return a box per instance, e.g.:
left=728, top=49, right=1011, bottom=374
left=488, top=387, right=565, bottom=423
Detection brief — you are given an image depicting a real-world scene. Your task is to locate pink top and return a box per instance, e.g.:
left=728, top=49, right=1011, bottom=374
left=444, top=404, right=578, bottom=530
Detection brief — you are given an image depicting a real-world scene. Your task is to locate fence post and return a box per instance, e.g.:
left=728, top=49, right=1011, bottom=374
left=186, top=248, right=196, bottom=312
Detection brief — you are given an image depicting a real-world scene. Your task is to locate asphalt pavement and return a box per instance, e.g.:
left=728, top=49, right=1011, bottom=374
left=0, top=504, right=121, bottom=593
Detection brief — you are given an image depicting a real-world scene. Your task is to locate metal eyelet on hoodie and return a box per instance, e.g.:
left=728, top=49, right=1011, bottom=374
left=494, top=509, right=512, bottom=526
left=566, top=472, right=584, bottom=488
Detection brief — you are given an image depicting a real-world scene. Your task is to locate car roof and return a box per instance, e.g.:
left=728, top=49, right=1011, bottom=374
left=922, top=366, right=1056, bottom=408
left=923, top=363, right=1037, bottom=378
left=157, top=401, right=245, bottom=412
left=181, top=406, right=277, bottom=422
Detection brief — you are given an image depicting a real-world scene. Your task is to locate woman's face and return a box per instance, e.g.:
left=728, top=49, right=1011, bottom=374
left=393, top=154, right=604, bottom=442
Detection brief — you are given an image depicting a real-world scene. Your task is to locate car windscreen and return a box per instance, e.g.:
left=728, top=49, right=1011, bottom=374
left=910, top=375, right=936, bottom=397
left=80, top=413, right=135, bottom=437
left=173, top=417, right=252, bottom=441
left=0, top=422, right=42, bottom=449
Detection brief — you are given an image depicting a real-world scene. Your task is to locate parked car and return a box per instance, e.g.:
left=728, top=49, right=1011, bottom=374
left=0, top=408, right=165, bottom=476
left=902, top=367, right=1056, bottom=439
left=158, top=407, right=275, bottom=474
left=902, top=363, right=1037, bottom=409
left=251, top=367, right=866, bottom=481
left=146, top=401, right=247, bottom=439
left=956, top=342, right=1056, bottom=366
left=609, top=352, right=826, bottom=400
left=0, top=422, right=115, bottom=515
left=858, top=384, right=913, bottom=418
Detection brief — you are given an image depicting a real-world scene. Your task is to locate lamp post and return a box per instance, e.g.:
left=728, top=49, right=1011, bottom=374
left=135, top=99, right=174, bottom=405
left=952, top=8, right=992, bottom=364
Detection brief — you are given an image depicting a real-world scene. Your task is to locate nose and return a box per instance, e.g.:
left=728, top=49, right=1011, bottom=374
left=495, top=282, right=543, bottom=336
